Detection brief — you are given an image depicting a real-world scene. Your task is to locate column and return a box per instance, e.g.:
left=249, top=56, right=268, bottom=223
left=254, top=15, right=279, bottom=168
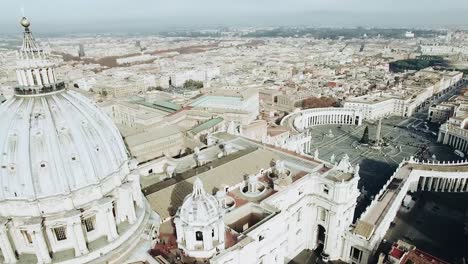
left=52, top=69, right=57, bottom=83
left=218, top=221, right=225, bottom=246
left=34, top=69, right=42, bottom=86
left=29, top=227, right=51, bottom=264
left=26, top=69, right=34, bottom=86
left=420, top=177, right=426, bottom=190
left=67, top=217, right=88, bottom=256
left=444, top=179, right=450, bottom=192
left=428, top=177, right=433, bottom=191
left=0, top=223, right=16, bottom=263
left=47, top=69, right=54, bottom=85
left=20, top=70, right=28, bottom=87
left=437, top=178, right=443, bottom=191
left=456, top=178, right=462, bottom=192
left=41, top=70, right=50, bottom=86
left=127, top=197, right=137, bottom=224
left=443, top=133, right=448, bottom=144
left=202, top=228, right=213, bottom=251
left=106, top=207, right=118, bottom=241
left=98, top=201, right=119, bottom=242
left=16, top=70, right=24, bottom=86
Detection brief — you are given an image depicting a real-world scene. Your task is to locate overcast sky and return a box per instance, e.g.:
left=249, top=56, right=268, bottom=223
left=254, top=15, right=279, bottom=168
left=1, top=0, right=468, bottom=33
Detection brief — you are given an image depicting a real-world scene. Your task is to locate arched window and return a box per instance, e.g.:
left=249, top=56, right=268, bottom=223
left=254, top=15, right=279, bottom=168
left=196, top=231, right=203, bottom=241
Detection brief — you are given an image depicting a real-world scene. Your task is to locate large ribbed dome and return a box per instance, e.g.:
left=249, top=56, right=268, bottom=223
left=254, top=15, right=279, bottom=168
left=0, top=90, right=128, bottom=201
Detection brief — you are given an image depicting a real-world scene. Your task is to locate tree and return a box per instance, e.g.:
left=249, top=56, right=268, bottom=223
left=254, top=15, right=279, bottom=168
left=302, top=96, right=338, bottom=109
left=99, top=90, right=108, bottom=97
left=183, top=79, right=204, bottom=89
left=360, top=126, right=369, bottom=144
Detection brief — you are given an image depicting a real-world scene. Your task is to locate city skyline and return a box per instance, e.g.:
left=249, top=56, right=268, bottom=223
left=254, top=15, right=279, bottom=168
left=1, top=0, right=468, bottom=33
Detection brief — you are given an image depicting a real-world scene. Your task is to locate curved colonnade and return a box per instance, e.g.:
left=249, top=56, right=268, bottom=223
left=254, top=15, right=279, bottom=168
left=281, top=107, right=363, bottom=132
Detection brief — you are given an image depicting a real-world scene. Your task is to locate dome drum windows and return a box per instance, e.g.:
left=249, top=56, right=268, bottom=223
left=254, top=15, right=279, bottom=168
left=53, top=226, right=67, bottom=241
left=83, top=216, right=96, bottom=232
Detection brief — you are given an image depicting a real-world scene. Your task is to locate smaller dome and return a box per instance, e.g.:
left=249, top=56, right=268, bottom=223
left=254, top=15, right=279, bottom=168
left=179, top=178, right=222, bottom=226
left=20, top=17, right=30, bottom=28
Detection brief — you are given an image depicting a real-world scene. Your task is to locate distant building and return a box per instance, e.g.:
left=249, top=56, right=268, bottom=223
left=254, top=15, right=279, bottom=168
left=428, top=103, right=455, bottom=123
left=405, top=31, right=415, bottom=38
left=78, top=43, right=85, bottom=57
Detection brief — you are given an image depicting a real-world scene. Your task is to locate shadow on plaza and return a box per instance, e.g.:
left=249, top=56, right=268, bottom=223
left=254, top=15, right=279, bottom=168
left=354, top=158, right=398, bottom=221
left=377, top=192, right=468, bottom=263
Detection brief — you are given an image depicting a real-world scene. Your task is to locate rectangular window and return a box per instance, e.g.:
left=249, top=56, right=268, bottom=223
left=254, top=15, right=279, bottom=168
left=21, top=230, right=32, bottom=244
left=53, top=226, right=67, bottom=241
left=84, top=216, right=95, bottom=232
left=350, top=246, right=363, bottom=262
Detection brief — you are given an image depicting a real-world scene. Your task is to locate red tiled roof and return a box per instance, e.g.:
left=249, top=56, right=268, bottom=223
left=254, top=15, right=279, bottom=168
left=389, top=247, right=404, bottom=259
left=401, top=249, right=449, bottom=264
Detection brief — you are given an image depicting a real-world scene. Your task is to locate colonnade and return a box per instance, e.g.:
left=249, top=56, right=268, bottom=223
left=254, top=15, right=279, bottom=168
left=418, top=175, right=468, bottom=192
left=293, top=108, right=362, bottom=132
left=301, top=112, right=360, bottom=128
left=16, top=67, right=57, bottom=88
left=440, top=131, right=468, bottom=153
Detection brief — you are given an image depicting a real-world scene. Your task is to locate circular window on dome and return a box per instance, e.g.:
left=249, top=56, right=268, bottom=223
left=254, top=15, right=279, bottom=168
left=9, top=164, right=16, bottom=172
left=95, top=147, right=100, bottom=152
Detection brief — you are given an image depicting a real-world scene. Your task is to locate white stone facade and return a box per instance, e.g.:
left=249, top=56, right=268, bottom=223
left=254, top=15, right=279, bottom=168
left=210, top=156, right=361, bottom=264
left=0, top=18, right=157, bottom=264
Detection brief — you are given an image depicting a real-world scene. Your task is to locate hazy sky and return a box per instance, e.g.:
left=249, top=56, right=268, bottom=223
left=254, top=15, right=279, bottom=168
left=1, top=0, right=468, bottom=33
